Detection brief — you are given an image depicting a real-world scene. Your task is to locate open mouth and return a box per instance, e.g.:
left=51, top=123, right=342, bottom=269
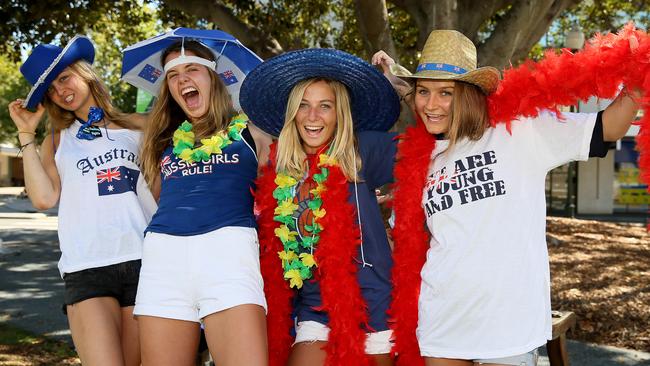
left=303, top=125, right=324, bottom=137
left=425, top=113, right=446, bottom=123
left=64, top=94, right=74, bottom=103
left=181, top=86, right=200, bottom=109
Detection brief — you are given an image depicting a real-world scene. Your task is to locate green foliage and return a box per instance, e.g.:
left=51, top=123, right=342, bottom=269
left=546, top=0, right=650, bottom=49
left=0, top=0, right=170, bottom=135
left=87, top=4, right=162, bottom=112
left=220, top=0, right=341, bottom=50
left=386, top=3, right=419, bottom=70
left=0, top=55, right=31, bottom=144
left=0, top=322, right=78, bottom=358
left=1, top=0, right=649, bottom=143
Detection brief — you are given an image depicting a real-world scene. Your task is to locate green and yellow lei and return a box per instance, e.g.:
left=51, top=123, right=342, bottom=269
left=172, top=113, right=248, bottom=163
left=273, top=153, right=338, bottom=289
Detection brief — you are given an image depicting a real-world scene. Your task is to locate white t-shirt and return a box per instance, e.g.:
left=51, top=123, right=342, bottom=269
left=55, top=122, right=157, bottom=277
left=417, top=111, right=597, bottom=359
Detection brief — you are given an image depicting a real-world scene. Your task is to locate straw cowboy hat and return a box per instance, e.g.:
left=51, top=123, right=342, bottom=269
left=390, top=30, right=500, bottom=94
left=240, top=48, right=400, bottom=137
left=20, top=35, right=95, bottom=109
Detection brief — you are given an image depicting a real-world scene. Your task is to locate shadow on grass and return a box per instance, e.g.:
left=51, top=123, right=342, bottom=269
left=0, top=322, right=78, bottom=365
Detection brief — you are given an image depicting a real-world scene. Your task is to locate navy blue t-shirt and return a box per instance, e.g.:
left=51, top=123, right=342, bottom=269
left=293, top=130, right=398, bottom=332
left=146, top=128, right=258, bottom=235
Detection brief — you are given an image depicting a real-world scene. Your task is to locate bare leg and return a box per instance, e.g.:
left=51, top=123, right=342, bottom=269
left=372, top=353, right=394, bottom=366
left=120, top=306, right=140, bottom=366
left=425, top=358, right=474, bottom=366
left=287, top=341, right=327, bottom=366
left=67, top=297, right=124, bottom=366
left=203, top=304, right=268, bottom=366
left=138, top=316, right=200, bottom=366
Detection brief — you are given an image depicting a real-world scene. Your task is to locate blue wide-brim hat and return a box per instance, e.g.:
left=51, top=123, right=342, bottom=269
left=239, top=48, right=400, bottom=137
left=20, top=35, right=95, bottom=109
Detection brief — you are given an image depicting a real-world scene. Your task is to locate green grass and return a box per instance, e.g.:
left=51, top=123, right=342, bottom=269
left=0, top=322, right=77, bottom=358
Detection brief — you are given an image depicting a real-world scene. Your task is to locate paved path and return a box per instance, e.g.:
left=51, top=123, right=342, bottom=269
left=0, top=188, right=649, bottom=364
left=0, top=189, right=69, bottom=342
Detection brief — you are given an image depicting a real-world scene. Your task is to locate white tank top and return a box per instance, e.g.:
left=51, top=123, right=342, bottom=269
left=54, top=121, right=157, bottom=277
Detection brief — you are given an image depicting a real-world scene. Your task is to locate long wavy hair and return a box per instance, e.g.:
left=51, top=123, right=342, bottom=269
left=276, top=78, right=361, bottom=182
left=141, top=40, right=236, bottom=187
left=43, top=60, right=135, bottom=131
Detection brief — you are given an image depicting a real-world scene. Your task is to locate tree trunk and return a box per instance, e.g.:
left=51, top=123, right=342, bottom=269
left=163, top=0, right=284, bottom=59
left=478, top=0, right=581, bottom=69
left=391, top=0, right=582, bottom=69
left=354, top=0, right=397, bottom=59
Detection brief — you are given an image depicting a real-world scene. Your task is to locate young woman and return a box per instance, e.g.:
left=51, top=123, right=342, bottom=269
left=136, top=39, right=272, bottom=366
left=375, top=30, right=641, bottom=366
left=239, top=48, right=400, bottom=366
left=8, top=36, right=156, bottom=366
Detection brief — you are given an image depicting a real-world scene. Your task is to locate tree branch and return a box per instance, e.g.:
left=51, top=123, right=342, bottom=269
left=479, top=0, right=582, bottom=68
left=478, top=0, right=556, bottom=68
left=508, top=0, right=582, bottom=62
left=353, top=0, right=397, bottom=58
left=431, top=0, right=458, bottom=29
left=392, top=0, right=432, bottom=48
left=457, top=0, right=514, bottom=43
left=163, top=0, right=283, bottom=58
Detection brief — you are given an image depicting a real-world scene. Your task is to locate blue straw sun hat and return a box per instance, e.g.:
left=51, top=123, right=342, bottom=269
left=20, top=35, right=95, bottom=109
left=239, top=48, right=400, bottom=137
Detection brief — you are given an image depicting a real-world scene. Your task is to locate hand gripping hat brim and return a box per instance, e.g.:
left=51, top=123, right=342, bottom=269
left=239, top=48, right=400, bottom=137
left=20, top=35, right=95, bottom=109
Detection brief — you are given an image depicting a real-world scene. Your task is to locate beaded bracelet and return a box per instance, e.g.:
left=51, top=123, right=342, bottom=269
left=18, top=130, right=36, bottom=135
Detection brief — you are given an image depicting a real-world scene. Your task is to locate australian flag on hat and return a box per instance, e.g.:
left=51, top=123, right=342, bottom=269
left=96, top=166, right=139, bottom=196
left=138, top=64, right=162, bottom=84
left=219, top=69, right=238, bottom=86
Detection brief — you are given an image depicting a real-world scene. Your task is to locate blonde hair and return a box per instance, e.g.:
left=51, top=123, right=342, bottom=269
left=43, top=60, right=136, bottom=132
left=140, top=40, right=236, bottom=188
left=276, top=78, right=361, bottom=182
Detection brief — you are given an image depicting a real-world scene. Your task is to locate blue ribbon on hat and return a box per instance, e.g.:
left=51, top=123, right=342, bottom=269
left=76, top=106, right=104, bottom=140
left=416, top=62, right=467, bottom=74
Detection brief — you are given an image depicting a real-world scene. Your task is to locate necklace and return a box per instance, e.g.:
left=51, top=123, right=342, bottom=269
left=257, top=145, right=371, bottom=364
left=172, top=113, right=248, bottom=162
left=273, top=153, right=337, bottom=289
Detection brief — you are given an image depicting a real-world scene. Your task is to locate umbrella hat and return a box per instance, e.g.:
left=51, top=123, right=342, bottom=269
left=121, top=28, right=262, bottom=110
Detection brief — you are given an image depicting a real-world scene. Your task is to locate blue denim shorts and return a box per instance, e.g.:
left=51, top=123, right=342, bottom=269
left=62, top=259, right=141, bottom=312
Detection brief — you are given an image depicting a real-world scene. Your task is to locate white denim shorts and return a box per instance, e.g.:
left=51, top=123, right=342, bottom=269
left=134, top=226, right=267, bottom=322
left=293, top=320, right=393, bottom=355
left=475, top=348, right=539, bottom=365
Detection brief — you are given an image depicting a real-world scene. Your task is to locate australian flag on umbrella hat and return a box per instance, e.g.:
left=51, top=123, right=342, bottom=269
left=120, top=27, right=262, bottom=111
left=96, top=166, right=139, bottom=196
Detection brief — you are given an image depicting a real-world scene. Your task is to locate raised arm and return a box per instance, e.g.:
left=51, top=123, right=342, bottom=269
left=602, top=87, right=642, bottom=141
left=248, top=121, right=273, bottom=169
left=371, top=50, right=412, bottom=100
left=8, top=100, right=61, bottom=210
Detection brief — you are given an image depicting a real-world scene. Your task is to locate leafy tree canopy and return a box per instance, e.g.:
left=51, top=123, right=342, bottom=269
left=0, top=0, right=648, bottom=141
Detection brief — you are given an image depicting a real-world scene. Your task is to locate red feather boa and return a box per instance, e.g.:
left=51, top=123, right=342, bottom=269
left=256, top=144, right=294, bottom=366
left=390, top=24, right=650, bottom=363
left=389, top=122, right=435, bottom=366
left=255, top=143, right=371, bottom=366
left=489, top=23, right=650, bottom=206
